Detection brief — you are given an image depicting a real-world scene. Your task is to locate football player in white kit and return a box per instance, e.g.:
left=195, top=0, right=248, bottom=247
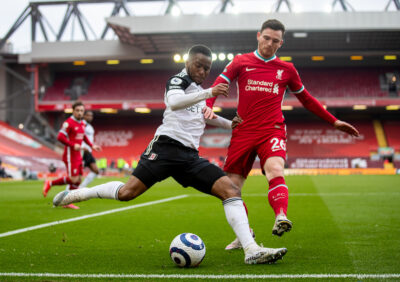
left=53, top=45, right=287, bottom=265
left=80, top=110, right=100, bottom=188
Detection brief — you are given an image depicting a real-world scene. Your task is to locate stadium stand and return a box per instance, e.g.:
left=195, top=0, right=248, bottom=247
left=0, top=121, right=64, bottom=176
left=91, top=116, right=161, bottom=161
left=42, top=68, right=393, bottom=102
left=286, top=120, right=378, bottom=158
left=382, top=120, right=400, bottom=151
left=295, top=68, right=388, bottom=98
left=90, top=117, right=387, bottom=169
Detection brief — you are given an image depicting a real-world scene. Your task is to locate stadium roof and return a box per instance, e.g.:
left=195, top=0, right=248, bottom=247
left=19, top=11, right=400, bottom=63
left=107, top=12, right=400, bottom=54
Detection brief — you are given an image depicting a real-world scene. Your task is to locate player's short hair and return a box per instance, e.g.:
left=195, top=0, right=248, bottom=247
left=72, top=101, right=84, bottom=110
left=188, top=45, right=212, bottom=59
left=260, top=19, right=285, bottom=35
left=85, top=110, right=93, bottom=115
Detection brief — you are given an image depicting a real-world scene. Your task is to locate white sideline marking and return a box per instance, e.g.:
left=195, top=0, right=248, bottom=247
left=0, top=195, right=188, bottom=239
left=0, top=273, right=400, bottom=279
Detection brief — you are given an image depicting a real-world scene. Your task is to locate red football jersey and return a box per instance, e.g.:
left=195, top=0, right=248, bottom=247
left=59, top=116, right=86, bottom=161
left=208, top=51, right=304, bottom=132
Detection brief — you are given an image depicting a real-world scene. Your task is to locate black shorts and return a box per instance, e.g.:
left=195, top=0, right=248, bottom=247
left=83, top=151, right=96, bottom=167
left=132, top=135, right=225, bottom=194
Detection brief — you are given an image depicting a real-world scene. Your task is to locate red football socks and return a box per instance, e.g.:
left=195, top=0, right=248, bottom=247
left=267, top=176, right=288, bottom=216
left=51, top=176, right=73, bottom=186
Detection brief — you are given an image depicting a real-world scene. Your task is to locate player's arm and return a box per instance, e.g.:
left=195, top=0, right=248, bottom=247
left=294, top=90, right=359, bottom=136
left=57, top=122, right=75, bottom=147
left=206, top=56, right=241, bottom=108
left=289, top=65, right=359, bottom=137
left=289, top=66, right=359, bottom=137
left=206, top=76, right=231, bottom=109
left=83, top=134, right=101, bottom=151
left=204, top=113, right=232, bottom=130
left=166, top=77, right=228, bottom=111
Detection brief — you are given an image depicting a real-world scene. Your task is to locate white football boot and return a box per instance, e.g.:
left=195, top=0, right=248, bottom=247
left=225, top=228, right=255, bottom=250
left=244, top=243, right=287, bottom=264
left=53, top=189, right=84, bottom=207
left=272, top=214, right=293, bottom=237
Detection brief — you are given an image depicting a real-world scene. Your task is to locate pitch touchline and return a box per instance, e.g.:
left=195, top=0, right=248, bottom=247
left=1, top=273, right=400, bottom=279
left=0, top=195, right=188, bottom=239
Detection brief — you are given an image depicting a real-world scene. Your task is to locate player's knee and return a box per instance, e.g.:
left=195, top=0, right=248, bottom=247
left=267, top=163, right=284, bottom=179
left=212, top=176, right=241, bottom=200
left=226, top=182, right=241, bottom=198
left=117, top=186, right=135, bottom=201
left=117, top=180, right=146, bottom=201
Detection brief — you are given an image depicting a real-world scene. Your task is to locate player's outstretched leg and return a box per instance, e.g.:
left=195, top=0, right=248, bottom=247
left=53, top=176, right=148, bottom=206
left=53, top=181, right=124, bottom=206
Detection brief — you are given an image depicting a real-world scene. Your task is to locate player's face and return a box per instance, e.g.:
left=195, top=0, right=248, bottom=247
left=186, top=53, right=212, bottom=84
left=84, top=112, right=93, bottom=123
left=73, top=105, right=85, bottom=120
left=257, top=28, right=283, bottom=58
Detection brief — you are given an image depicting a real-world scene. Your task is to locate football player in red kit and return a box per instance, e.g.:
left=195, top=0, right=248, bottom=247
left=206, top=19, right=359, bottom=249
left=43, top=101, right=100, bottom=209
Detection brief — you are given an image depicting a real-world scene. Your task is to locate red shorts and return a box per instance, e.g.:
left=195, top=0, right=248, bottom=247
left=224, top=127, right=287, bottom=178
left=63, top=151, right=83, bottom=177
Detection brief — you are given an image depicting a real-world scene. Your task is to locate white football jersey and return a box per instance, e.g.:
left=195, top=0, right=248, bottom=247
left=82, top=120, right=95, bottom=152
left=155, top=69, right=209, bottom=150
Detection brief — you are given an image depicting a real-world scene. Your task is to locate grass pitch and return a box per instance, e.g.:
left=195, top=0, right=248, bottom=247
left=0, top=175, right=399, bottom=281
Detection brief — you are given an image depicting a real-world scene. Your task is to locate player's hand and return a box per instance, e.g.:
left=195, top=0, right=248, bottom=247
left=211, top=83, right=229, bottom=97
left=333, top=120, right=360, bottom=137
left=231, top=112, right=243, bottom=129
left=202, top=106, right=217, bottom=120
left=92, top=144, right=101, bottom=152
left=73, top=144, right=81, bottom=151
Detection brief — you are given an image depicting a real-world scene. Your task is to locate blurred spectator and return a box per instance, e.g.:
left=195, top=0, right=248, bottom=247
left=48, top=163, right=57, bottom=173
left=0, top=159, right=12, bottom=179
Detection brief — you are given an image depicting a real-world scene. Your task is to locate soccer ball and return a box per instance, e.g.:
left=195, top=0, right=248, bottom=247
left=169, top=233, right=206, bottom=267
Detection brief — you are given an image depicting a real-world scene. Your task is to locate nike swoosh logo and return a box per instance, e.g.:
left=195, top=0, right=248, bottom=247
left=246, top=67, right=256, bottom=71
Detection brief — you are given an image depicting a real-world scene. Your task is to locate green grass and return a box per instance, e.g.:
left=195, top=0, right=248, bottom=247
left=0, top=175, right=399, bottom=281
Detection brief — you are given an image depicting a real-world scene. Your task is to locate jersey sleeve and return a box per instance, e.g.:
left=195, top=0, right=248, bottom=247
left=57, top=121, right=73, bottom=147
left=207, top=55, right=241, bottom=107
left=295, top=88, right=337, bottom=125
left=215, top=55, right=241, bottom=85
left=83, top=135, right=93, bottom=148
left=165, top=76, right=191, bottom=97
left=287, top=64, right=305, bottom=94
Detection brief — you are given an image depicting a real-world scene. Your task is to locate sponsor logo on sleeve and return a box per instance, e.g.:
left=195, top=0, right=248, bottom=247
left=170, top=77, right=183, bottom=85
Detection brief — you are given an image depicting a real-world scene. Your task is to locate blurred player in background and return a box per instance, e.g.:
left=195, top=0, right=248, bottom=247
left=79, top=110, right=100, bottom=188
left=53, top=45, right=287, bottom=264
left=42, top=101, right=100, bottom=209
left=206, top=19, right=359, bottom=249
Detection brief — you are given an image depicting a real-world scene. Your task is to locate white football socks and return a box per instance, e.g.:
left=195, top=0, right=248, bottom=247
left=79, top=172, right=98, bottom=188
left=73, top=181, right=124, bottom=201
left=223, top=197, right=256, bottom=250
